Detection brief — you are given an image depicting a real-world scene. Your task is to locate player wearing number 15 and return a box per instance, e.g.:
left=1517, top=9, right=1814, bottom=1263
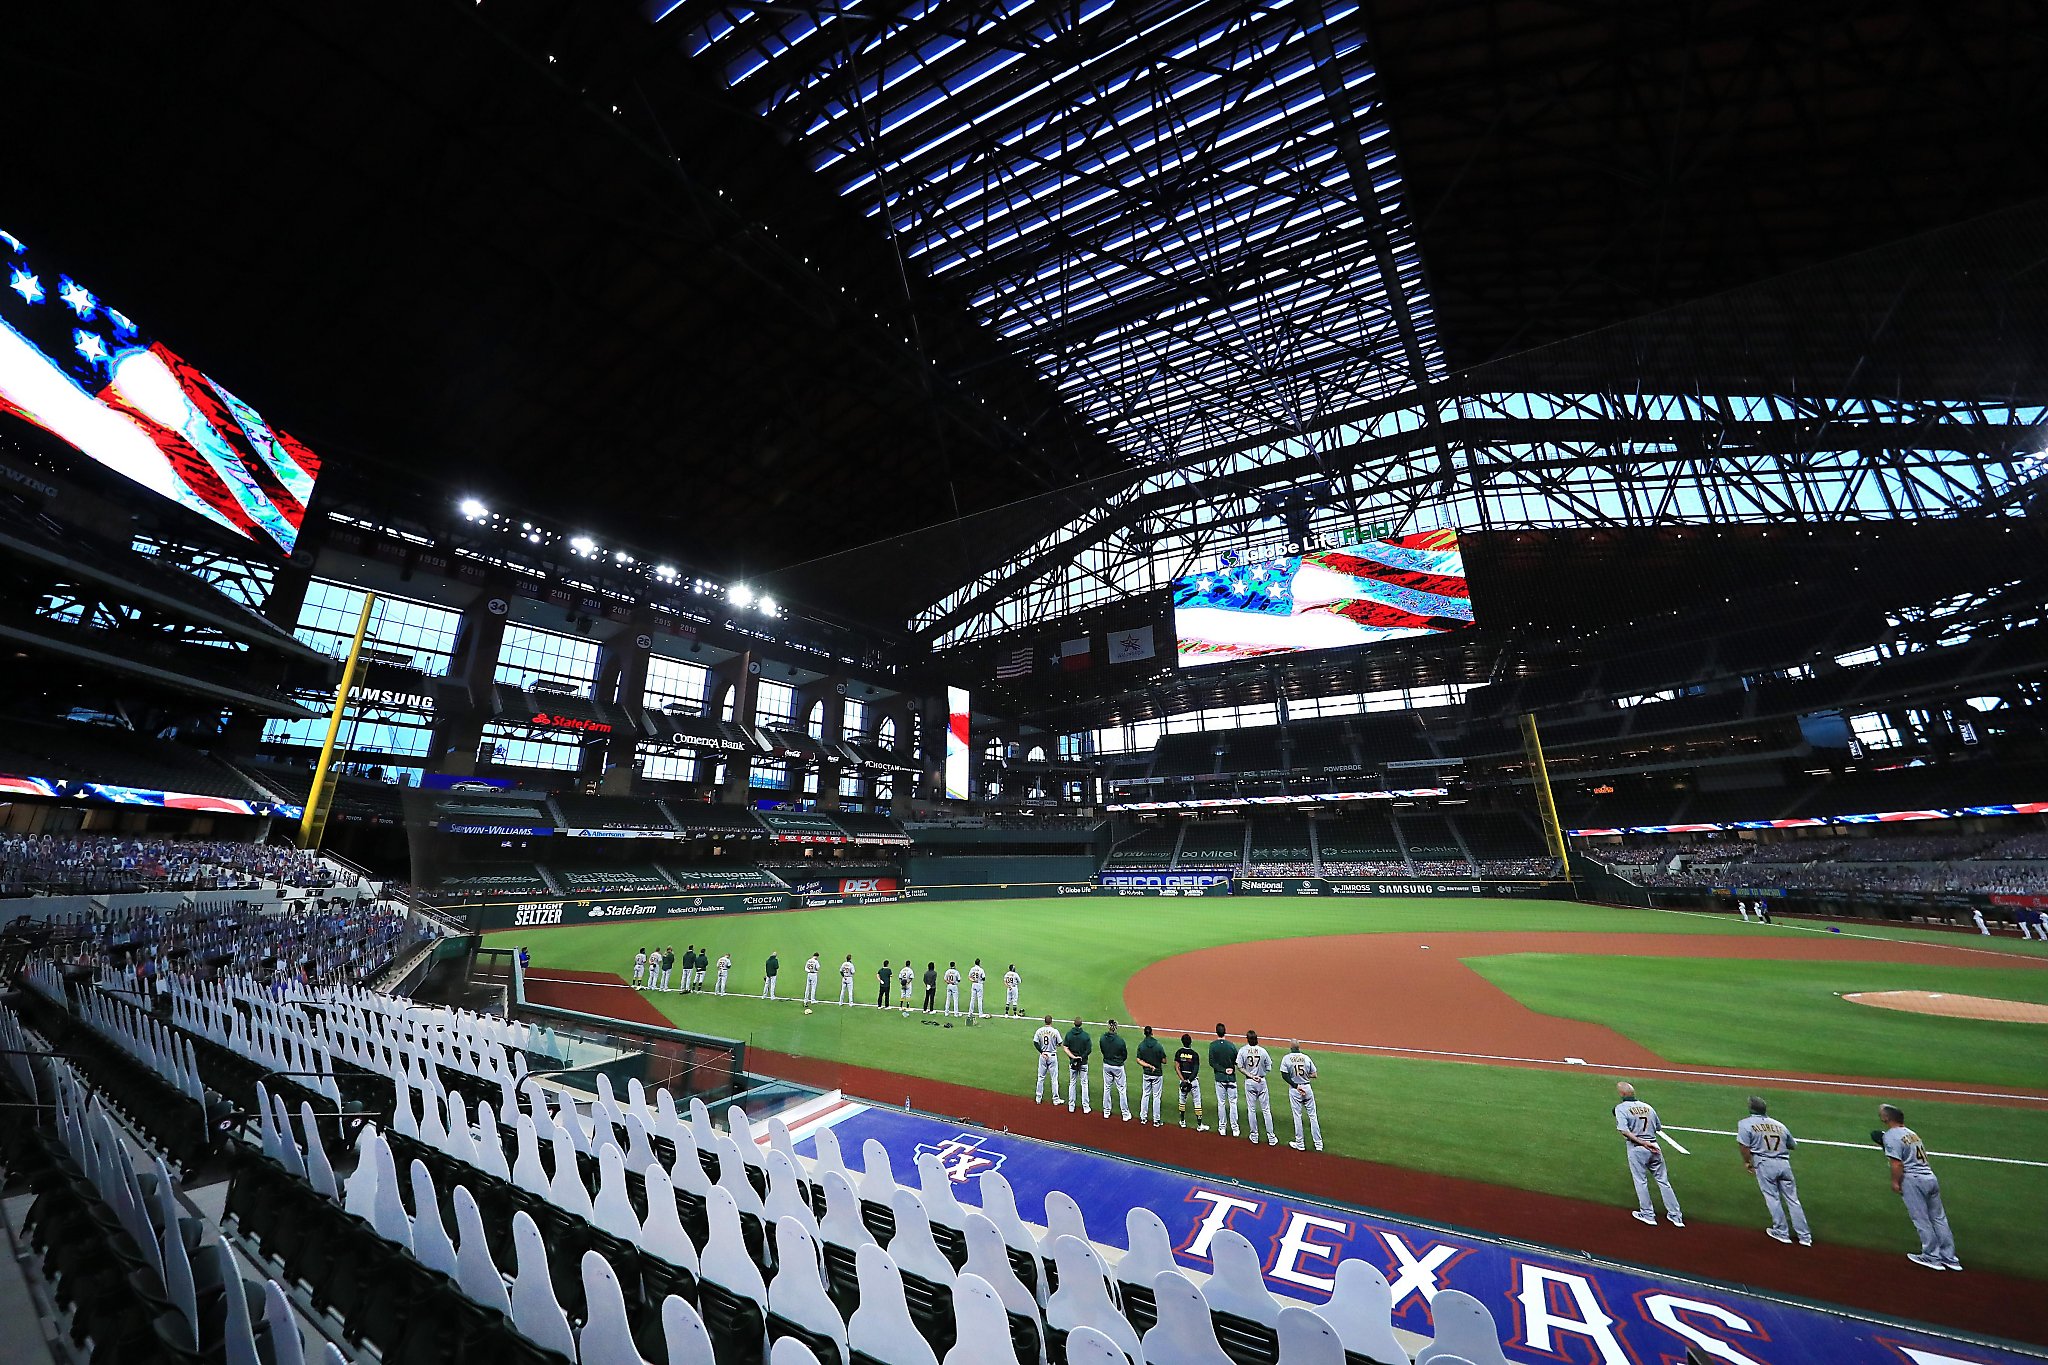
left=1735, top=1097, right=1811, bottom=1246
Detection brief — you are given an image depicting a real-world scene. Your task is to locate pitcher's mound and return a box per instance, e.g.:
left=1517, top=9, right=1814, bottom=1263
left=1843, top=990, right=2048, bottom=1024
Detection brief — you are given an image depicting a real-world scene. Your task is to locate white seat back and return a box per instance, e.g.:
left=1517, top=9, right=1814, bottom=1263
left=594, top=1144, right=641, bottom=1239
left=669, top=1124, right=712, bottom=1197
left=1047, top=1236, right=1141, bottom=1364
left=452, top=1185, right=513, bottom=1317
left=713, top=1132, right=764, bottom=1221
left=299, top=1100, right=338, bottom=1200
left=1312, top=1259, right=1408, bottom=1365
left=509, top=1211, right=577, bottom=1360
left=1207, top=1229, right=1279, bottom=1326
left=975, top=1171, right=1039, bottom=1263
left=408, top=1159, right=457, bottom=1277
left=473, top=1101, right=511, bottom=1181
left=914, top=1152, right=968, bottom=1231
left=1120, top=1207, right=1182, bottom=1291
left=702, top=1184, right=769, bottom=1309
left=263, top=1279, right=305, bottom=1365
left=859, top=1139, right=898, bottom=1208
left=662, top=1293, right=717, bottom=1365
left=546, top=1121, right=594, bottom=1219
left=342, top=1123, right=382, bottom=1218
left=820, top=1169, right=874, bottom=1250
left=653, top=1088, right=686, bottom=1148
left=688, top=1096, right=718, bottom=1157
left=886, top=1188, right=956, bottom=1286
left=770, top=1338, right=825, bottom=1365
left=1416, top=1290, right=1511, bottom=1365
left=1143, top=1270, right=1231, bottom=1365
left=769, top=1217, right=848, bottom=1359
left=729, top=1105, right=769, bottom=1175
left=216, top=1243, right=260, bottom=1365
left=810, top=1124, right=851, bottom=1186
left=767, top=1149, right=822, bottom=1243
left=626, top=1113, right=662, bottom=1175
left=1062, top=1325, right=1129, bottom=1365
left=848, top=1243, right=940, bottom=1365
left=961, top=1212, right=1038, bottom=1326
left=641, top=1164, right=700, bottom=1271
left=1278, top=1304, right=1345, bottom=1365
left=768, top=1116, right=801, bottom=1171
left=581, top=1249, right=652, bottom=1365
left=943, top=1271, right=1013, bottom=1365
left=511, top=1114, right=549, bottom=1196
left=1038, top=1190, right=1088, bottom=1270
left=368, top=1133, right=413, bottom=1250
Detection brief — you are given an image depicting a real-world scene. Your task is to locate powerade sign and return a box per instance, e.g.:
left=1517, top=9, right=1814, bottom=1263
left=816, top=1106, right=2031, bottom=1365
left=1096, top=871, right=1235, bottom=891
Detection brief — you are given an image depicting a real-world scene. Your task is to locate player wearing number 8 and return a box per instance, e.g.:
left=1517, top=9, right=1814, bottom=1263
left=1735, top=1097, right=1811, bottom=1246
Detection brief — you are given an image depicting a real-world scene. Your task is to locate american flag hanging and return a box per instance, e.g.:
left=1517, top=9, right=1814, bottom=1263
left=994, top=645, right=1035, bottom=679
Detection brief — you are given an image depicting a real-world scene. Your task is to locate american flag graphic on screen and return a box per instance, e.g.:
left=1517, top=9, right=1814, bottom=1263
left=1174, top=528, right=1473, bottom=668
left=0, top=227, right=321, bottom=553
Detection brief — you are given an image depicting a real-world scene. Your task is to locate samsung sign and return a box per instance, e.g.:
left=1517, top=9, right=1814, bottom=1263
left=349, top=684, right=435, bottom=713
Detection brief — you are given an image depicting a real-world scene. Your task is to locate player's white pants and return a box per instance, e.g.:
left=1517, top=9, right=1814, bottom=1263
left=945, top=985, right=960, bottom=1016
left=1140, top=1073, right=1164, bottom=1123
left=968, top=984, right=984, bottom=1015
left=838, top=979, right=855, bottom=1005
left=804, top=973, right=819, bottom=1004
left=1289, top=1085, right=1322, bottom=1149
left=1036, top=1053, right=1057, bottom=1101
left=1627, top=1143, right=1681, bottom=1219
left=1102, top=1064, right=1129, bottom=1118
left=659, top=967, right=671, bottom=991
left=1753, top=1156, right=1809, bottom=1240
left=762, top=974, right=777, bottom=1000
left=1213, top=1079, right=1239, bottom=1135
left=633, top=967, right=645, bottom=986
left=696, top=967, right=707, bottom=988
left=1244, top=1079, right=1276, bottom=1142
left=1006, top=987, right=1019, bottom=1013
left=1068, top=1062, right=1091, bottom=1113
left=716, top=968, right=728, bottom=995
left=1736, top=902, right=1750, bottom=921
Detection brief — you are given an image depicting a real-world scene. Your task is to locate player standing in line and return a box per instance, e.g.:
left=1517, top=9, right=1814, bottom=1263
left=658, top=946, right=674, bottom=991
left=943, top=962, right=962, bottom=1016
left=967, top=960, right=986, bottom=1017
left=632, top=947, right=648, bottom=988
left=1614, top=1081, right=1682, bottom=1226
left=762, top=950, right=780, bottom=1000
left=1033, top=1015, right=1062, bottom=1103
left=898, top=960, right=915, bottom=1010
left=1099, top=1019, right=1131, bottom=1120
left=1280, top=1042, right=1322, bottom=1151
left=1063, top=1017, right=1094, bottom=1114
left=1970, top=908, right=1990, bottom=936
left=1208, top=1024, right=1240, bottom=1137
left=877, top=961, right=893, bottom=1008
left=1003, top=964, right=1021, bottom=1016
left=839, top=954, right=857, bottom=1006
left=921, top=961, right=939, bottom=1014
left=1880, top=1104, right=1961, bottom=1270
left=681, top=945, right=697, bottom=993
left=1239, top=1030, right=1278, bottom=1145
left=1736, top=1097, right=1811, bottom=1246
left=804, top=951, right=821, bottom=1006
left=1135, top=1025, right=1167, bottom=1126
left=1173, top=1033, right=1206, bottom=1130
left=694, top=946, right=708, bottom=990
left=715, top=951, right=732, bottom=996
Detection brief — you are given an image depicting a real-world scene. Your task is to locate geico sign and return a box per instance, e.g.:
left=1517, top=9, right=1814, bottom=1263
left=514, top=902, right=565, bottom=926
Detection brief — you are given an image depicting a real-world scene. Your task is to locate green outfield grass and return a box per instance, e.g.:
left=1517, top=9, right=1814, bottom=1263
left=493, top=896, right=2048, bottom=1278
left=1468, top=954, right=2048, bottom=1089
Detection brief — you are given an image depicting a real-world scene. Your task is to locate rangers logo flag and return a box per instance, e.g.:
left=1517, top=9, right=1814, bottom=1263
left=0, top=227, right=321, bottom=553
left=1174, top=528, right=1473, bottom=668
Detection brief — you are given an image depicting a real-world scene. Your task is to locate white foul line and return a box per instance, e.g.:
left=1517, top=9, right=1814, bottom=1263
left=1659, top=1132, right=1690, bottom=1155
left=1664, top=1125, right=2048, bottom=1169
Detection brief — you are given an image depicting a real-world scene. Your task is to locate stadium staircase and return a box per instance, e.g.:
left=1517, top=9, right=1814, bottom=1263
left=1168, top=822, right=1188, bottom=870
left=1389, top=817, right=1414, bottom=873
left=1307, top=817, right=1324, bottom=875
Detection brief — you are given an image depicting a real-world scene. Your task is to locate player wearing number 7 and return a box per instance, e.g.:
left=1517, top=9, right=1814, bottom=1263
left=1735, top=1097, right=1811, bottom=1246
left=1614, top=1081, right=1683, bottom=1227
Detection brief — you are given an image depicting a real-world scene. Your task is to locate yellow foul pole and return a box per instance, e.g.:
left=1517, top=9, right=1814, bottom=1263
left=298, top=593, right=377, bottom=850
left=1518, top=711, right=1570, bottom=879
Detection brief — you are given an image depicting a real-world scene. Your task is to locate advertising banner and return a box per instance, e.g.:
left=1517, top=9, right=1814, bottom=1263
left=473, top=889, right=794, bottom=930
left=1095, top=870, right=1235, bottom=892
left=897, top=883, right=1098, bottom=903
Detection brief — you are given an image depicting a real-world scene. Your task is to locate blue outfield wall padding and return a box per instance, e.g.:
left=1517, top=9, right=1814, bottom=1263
left=799, top=1104, right=2034, bottom=1365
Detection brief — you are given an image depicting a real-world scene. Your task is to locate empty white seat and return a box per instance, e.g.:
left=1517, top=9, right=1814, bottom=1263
left=408, top=1159, right=458, bottom=1278
left=1278, top=1305, right=1345, bottom=1365
left=713, top=1132, right=765, bottom=1222
left=914, top=1153, right=968, bottom=1232
left=848, top=1243, right=940, bottom=1365
left=1038, top=1191, right=1090, bottom=1292
left=391, top=1076, right=419, bottom=1139
left=1120, top=1208, right=1183, bottom=1294
left=728, top=1105, right=769, bottom=1178
left=688, top=1097, right=719, bottom=1160
left=418, top=1085, right=449, bottom=1151
left=1047, top=1236, right=1141, bottom=1365
left=654, top=1088, right=687, bottom=1148
left=641, top=1164, right=701, bottom=1272
left=973, top=1172, right=1040, bottom=1284
left=769, top=1216, right=848, bottom=1362
left=1062, top=1325, right=1129, bottom=1365
left=546, top=1121, right=595, bottom=1219
left=810, top=1124, right=852, bottom=1187
left=581, top=1249, right=654, bottom=1365
left=368, top=1134, right=413, bottom=1251
left=342, top=1124, right=382, bottom=1218
left=859, top=1139, right=899, bottom=1208
left=820, top=1170, right=875, bottom=1251
left=445, top=1090, right=479, bottom=1168
left=1207, top=1229, right=1279, bottom=1326
left=1144, top=1271, right=1230, bottom=1365
left=767, top=1149, right=820, bottom=1242
left=510, top=1210, right=577, bottom=1360
left=216, top=1244, right=260, bottom=1365
left=511, top=1114, right=550, bottom=1197
left=299, top=1101, right=339, bottom=1201
left=886, top=1188, right=955, bottom=1286
left=453, top=1185, right=513, bottom=1317
left=473, top=1100, right=511, bottom=1181
left=669, top=1125, right=713, bottom=1198
left=961, top=1212, right=1038, bottom=1331
left=770, top=1338, right=826, bottom=1365
left=703, top=1184, right=770, bottom=1313
left=768, top=1116, right=801, bottom=1172
left=1311, top=1259, right=1408, bottom=1365
left=663, top=1293, right=718, bottom=1365
left=594, top=1144, right=642, bottom=1240
left=263, top=1278, right=304, bottom=1365
left=626, top=1113, right=663, bottom=1176
left=1415, top=1290, right=1510, bottom=1365
left=944, top=1271, right=1014, bottom=1365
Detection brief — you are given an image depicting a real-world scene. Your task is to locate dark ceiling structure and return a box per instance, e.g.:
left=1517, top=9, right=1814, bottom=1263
left=3, top=0, right=2045, bottom=638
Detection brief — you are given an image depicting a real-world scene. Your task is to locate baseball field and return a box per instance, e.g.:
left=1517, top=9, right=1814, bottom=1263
left=490, top=897, right=2048, bottom=1280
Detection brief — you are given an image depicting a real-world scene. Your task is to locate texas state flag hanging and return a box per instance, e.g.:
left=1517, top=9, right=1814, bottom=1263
left=1060, top=637, right=1093, bottom=671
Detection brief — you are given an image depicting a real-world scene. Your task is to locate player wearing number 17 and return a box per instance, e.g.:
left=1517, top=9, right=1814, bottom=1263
left=1735, top=1097, right=1811, bottom=1246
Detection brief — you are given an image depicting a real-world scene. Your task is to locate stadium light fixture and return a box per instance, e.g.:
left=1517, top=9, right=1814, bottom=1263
left=570, top=535, right=597, bottom=556
left=759, top=595, right=779, bottom=617
left=459, top=497, right=488, bottom=521
left=728, top=584, right=755, bottom=608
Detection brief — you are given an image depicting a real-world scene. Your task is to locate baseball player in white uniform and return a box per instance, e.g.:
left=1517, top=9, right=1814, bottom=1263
left=715, top=952, right=731, bottom=995
left=1280, top=1042, right=1321, bottom=1150
left=1615, top=1082, right=1683, bottom=1226
left=1735, top=1097, right=1810, bottom=1245
left=1970, top=908, right=1990, bottom=935
left=1239, top=1030, right=1279, bottom=1146
left=943, top=963, right=962, bottom=1016
left=1881, top=1104, right=1961, bottom=1269
left=838, top=954, right=857, bottom=1006
left=632, top=948, right=648, bottom=988
left=968, top=960, right=986, bottom=1017
left=804, top=953, right=821, bottom=1006
left=1033, top=1015, right=1062, bottom=1103
left=1003, top=965, right=1021, bottom=1016
left=897, top=961, right=915, bottom=1010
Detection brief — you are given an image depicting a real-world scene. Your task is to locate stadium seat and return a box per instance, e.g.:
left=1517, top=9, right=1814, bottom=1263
left=857, top=1140, right=900, bottom=1243
left=1207, top=1228, right=1282, bottom=1363
left=769, top=1216, right=850, bottom=1365
left=641, top=1163, right=701, bottom=1271
left=510, top=1210, right=578, bottom=1360
left=700, top=1184, right=772, bottom=1365
left=960, top=1212, right=1041, bottom=1365
left=812, top=1125, right=853, bottom=1190
left=584, top=1248, right=656, bottom=1365
left=664, top=1294, right=719, bottom=1365
left=885, top=1189, right=958, bottom=1357
left=452, top=1184, right=515, bottom=1318
left=512, top=1114, right=550, bottom=1196
left=596, top=1143, right=644, bottom=1239
left=1118, top=1206, right=1183, bottom=1335
left=1059, top=1325, right=1129, bottom=1365
left=1144, top=1270, right=1233, bottom=1365
left=972, top=1172, right=1042, bottom=1304
left=1278, top=1305, right=1346, bottom=1365
left=408, top=1159, right=459, bottom=1277
left=847, top=1243, right=939, bottom=1365
left=1037, top=1191, right=1091, bottom=1300
left=1413, top=1291, right=1509, bottom=1365
left=943, top=1270, right=1015, bottom=1365
left=1046, top=1235, right=1142, bottom=1365
left=1311, top=1259, right=1409, bottom=1365
left=546, top=1122, right=595, bottom=1221
left=768, top=1149, right=823, bottom=1246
